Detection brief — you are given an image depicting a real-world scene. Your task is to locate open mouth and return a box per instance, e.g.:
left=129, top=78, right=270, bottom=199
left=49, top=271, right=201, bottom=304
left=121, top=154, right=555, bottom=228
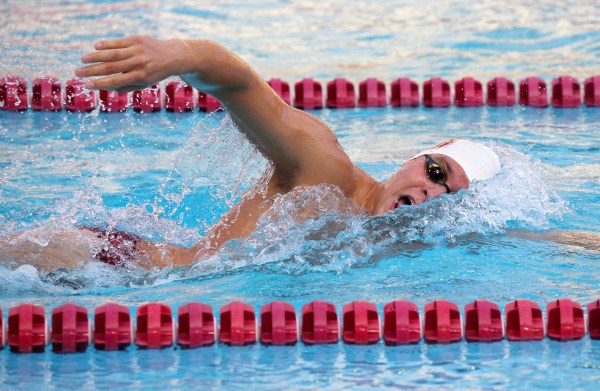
left=390, top=196, right=413, bottom=210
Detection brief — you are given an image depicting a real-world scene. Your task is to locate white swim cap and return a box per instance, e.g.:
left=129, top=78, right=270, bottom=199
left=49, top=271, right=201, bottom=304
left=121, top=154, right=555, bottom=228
left=413, top=139, right=501, bottom=182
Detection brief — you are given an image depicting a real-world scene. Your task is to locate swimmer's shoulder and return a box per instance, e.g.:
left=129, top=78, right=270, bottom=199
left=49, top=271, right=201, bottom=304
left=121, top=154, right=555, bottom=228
left=292, top=145, right=358, bottom=195
left=268, top=106, right=358, bottom=193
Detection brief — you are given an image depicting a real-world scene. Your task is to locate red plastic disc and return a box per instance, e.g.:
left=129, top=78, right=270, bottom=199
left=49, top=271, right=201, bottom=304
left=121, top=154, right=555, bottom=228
left=383, top=300, right=421, bottom=345
left=65, top=78, right=96, bottom=112
left=165, top=81, right=195, bottom=112
left=0, top=309, right=5, bottom=349
left=260, top=301, right=298, bottom=346
left=587, top=299, right=600, bottom=339
left=32, top=76, right=62, bottom=111
left=8, top=304, right=49, bottom=353
left=552, top=76, right=581, bottom=108
left=327, top=77, right=356, bottom=108
left=505, top=299, right=544, bottom=341
left=0, top=76, right=28, bottom=111
left=454, top=77, right=483, bottom=107
left=423, top=300, right=462, bottom=343
left=358, top=78, right=387, bottom=107
left=464, top=300, right=503, bottom=342
left=519, top=76, right=548, bottom=107
left=294, top=78, right=323, bottom=110
left=390, top=77, right=419, bottom=107
left=136, top=303, right=174, bottom=349
left=94, top=303, right=133, bottom=351
left=547, top=299, right=585, bottom=341
left=486, top=77, right=516, bottom=106
left=584, top=76, right=600, bottom=107
left=132, top=85, right=162, bottom=112
left=342, top=300, right=380, bottom=344
left=99, top=89, right=129, bottom=112
left=423, top=77, right=451, bottom=107
left=301, top=300, right=339, bottom=344
left=197, top=90, right=223, bottom=112
left=267, top=78, right=291, bottom=105
left=178, top=302, right=216, bottom=348
left=51, top=303, right=91, bottom=353
left=219, top=301, right=257, bottom=346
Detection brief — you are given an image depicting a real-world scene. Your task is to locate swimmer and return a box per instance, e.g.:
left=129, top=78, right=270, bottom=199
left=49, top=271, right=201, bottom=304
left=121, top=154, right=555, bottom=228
left=0, top=35, right=598, bottom=271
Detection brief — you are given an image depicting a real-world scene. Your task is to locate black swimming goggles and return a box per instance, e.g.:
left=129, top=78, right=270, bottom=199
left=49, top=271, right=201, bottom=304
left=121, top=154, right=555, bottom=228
left=424, top=154, right=451, bottom=193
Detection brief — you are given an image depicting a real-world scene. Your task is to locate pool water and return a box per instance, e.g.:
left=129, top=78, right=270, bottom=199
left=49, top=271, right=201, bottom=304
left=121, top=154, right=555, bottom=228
left=1, top=0, right=600, bottom=390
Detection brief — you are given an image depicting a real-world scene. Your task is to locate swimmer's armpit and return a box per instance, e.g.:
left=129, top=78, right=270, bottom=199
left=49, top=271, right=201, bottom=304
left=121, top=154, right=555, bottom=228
left=507, top=230, right=600, bottom=251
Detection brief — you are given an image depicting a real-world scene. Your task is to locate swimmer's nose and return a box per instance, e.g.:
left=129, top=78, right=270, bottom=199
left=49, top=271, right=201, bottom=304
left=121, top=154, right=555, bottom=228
left=420, top=182, right=446, bottom=202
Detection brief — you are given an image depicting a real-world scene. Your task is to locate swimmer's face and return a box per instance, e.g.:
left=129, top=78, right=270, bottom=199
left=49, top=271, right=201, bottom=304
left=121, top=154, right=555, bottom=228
left=373, top=154, right=469, bottom=215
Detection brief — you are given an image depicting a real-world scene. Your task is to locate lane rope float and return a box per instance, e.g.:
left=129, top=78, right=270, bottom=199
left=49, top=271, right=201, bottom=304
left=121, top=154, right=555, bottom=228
left=0, top=75, right=599, bottom=113
left=1, top=298, right=599, bottom=353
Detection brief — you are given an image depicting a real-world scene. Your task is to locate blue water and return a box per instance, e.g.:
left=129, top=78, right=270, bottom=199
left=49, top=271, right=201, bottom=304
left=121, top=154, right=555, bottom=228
left=1, top=1, right=600, bottom=390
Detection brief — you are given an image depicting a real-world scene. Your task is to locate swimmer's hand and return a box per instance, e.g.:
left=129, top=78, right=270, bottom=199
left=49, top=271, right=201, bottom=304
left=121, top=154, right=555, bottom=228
left=75, top=35, right=192, bottom=92
left=76, top=35, right=253, bottom=96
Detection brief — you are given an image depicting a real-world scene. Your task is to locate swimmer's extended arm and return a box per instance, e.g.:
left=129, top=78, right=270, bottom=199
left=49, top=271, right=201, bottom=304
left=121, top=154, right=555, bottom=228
left=507, top=230, right=600, bottom=251
left=76, top=35, right=354, bottom=190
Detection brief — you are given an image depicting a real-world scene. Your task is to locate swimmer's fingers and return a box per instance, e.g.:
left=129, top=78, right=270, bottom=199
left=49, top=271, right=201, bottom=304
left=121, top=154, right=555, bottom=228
left=77, top=36, right=189, bottom=90
left=93, top=35, right=143, bottom=51
left=80, top=47, right=134, bottom=64
left=75, top=57, right=141, bottom=79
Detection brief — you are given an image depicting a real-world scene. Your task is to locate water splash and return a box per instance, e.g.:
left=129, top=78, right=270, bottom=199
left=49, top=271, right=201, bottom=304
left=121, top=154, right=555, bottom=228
left=0, top=108, right=566, bottom=291
left=158, top=114, right=270, bottom=228
left=188, top=142, right=566, bottom=276
left=0, top=112, right=271, bottom=291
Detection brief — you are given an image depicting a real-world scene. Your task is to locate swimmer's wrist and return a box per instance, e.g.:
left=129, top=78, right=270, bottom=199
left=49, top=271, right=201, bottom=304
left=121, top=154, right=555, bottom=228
left=170, top=39, right=216, bottom=75
left=162, top=38, right=198, bottom=76
left=171, top=38, right=253, bottom=94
